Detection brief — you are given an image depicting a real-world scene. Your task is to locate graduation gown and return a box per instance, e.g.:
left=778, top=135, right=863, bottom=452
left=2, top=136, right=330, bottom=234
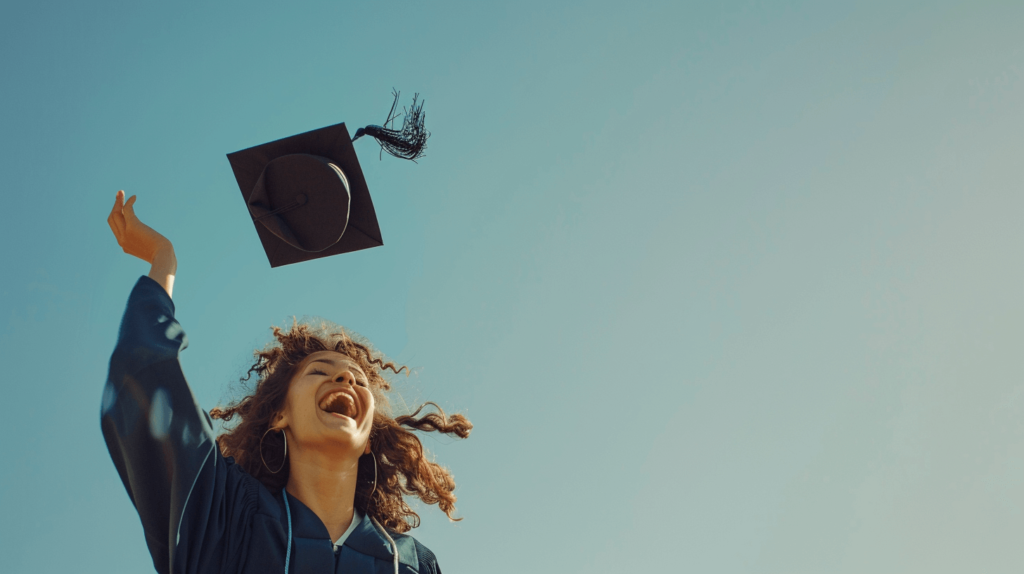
left=101, top=276, right=441, bottom=574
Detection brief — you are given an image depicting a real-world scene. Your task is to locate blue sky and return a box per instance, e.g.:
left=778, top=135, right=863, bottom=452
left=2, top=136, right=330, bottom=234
left=2, top=1, right=1023, bottom=572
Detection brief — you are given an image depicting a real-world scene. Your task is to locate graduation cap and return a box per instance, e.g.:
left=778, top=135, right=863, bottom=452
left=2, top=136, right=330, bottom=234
left=227, top=91, right=428, bottom=267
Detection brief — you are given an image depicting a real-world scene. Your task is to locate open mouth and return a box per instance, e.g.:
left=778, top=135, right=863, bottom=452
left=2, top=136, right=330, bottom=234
left=318, top=390, right=357, bottom=419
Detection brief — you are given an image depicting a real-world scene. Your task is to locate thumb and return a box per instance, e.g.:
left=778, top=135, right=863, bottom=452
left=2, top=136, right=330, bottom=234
left=124, top=195, right=138, bottom=217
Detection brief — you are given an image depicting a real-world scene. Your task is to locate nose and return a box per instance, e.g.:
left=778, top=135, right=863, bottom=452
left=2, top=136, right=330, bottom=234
left=334, top=370, right=357, bottom=386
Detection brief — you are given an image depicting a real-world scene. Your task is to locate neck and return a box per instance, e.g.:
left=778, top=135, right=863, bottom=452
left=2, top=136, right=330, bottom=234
left=284, top=440, right=362, bottom=542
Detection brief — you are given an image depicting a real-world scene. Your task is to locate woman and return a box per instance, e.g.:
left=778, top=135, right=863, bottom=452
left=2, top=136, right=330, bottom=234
left=102, top=191, right=471, bottom=574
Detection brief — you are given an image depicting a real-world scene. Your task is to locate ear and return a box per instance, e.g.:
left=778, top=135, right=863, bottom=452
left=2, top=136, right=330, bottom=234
left=271, top=410, right=288, bottom=431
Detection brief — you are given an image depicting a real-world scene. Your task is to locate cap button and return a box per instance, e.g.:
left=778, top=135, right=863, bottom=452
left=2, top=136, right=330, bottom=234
left=295, top=193, right=307, bottom=205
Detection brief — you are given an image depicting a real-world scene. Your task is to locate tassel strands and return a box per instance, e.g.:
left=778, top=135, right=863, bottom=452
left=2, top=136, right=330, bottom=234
left=353, top=89, right=430, bottom=161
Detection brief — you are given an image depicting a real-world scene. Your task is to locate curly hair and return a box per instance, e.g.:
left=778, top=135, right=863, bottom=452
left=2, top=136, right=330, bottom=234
left=209, top=321, right=472, bottom=533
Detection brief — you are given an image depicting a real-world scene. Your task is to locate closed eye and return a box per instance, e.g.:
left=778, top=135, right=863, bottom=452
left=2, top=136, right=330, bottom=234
left=309, top=368, right=368, bottom=387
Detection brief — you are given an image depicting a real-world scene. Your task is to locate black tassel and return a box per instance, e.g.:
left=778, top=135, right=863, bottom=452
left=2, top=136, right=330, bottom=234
left=352, top=89, right=429, bottom=161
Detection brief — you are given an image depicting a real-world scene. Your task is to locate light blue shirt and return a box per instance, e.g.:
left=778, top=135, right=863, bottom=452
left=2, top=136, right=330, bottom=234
left=332, top=510, right=364, bottom=552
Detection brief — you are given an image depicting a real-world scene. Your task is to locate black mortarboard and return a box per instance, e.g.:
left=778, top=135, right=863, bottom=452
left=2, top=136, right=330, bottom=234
left=227, top=92, right=428, bottom=268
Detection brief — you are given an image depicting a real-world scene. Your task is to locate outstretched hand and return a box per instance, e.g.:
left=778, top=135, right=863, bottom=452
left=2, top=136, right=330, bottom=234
left=107, top=190, right=177, bottom=297
left=107, top=190, right=173, bottom=263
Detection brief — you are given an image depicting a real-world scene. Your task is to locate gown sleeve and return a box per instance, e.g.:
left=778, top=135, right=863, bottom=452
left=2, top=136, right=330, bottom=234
left=101, top=276, right=258, bottom=574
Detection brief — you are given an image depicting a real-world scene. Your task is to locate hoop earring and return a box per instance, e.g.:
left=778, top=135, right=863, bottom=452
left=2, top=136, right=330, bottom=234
left=369, top=451, right=378, bottom=502
left=260, top=427, right=288, bottom=474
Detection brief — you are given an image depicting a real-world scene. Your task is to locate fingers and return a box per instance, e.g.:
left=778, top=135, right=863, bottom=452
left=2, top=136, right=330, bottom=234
left=107, top=190, right=123, bottom=222
left=107, top=190, right=126, bottom=240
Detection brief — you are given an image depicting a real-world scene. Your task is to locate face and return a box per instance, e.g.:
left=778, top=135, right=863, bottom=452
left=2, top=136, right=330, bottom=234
left=274, top=350, right=375, bottom=456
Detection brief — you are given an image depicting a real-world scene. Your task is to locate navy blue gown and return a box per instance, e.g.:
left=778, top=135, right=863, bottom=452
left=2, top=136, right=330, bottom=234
left=101, top=276, right=441, bottom=574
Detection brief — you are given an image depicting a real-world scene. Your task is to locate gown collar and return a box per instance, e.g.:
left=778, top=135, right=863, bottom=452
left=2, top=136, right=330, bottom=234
left=282, top=491, right=396, bottom=561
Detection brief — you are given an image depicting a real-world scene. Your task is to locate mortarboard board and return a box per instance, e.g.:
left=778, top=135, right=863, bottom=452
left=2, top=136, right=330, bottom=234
left=227, top=92, right=428, bottom=268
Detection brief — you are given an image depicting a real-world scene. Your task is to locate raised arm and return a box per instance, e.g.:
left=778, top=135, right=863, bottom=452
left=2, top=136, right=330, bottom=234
left=102, top=192, right=256, bottom=574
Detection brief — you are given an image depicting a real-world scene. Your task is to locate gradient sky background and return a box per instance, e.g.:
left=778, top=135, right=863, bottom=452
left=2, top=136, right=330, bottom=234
left=2, top=1, right=1023, bottom=573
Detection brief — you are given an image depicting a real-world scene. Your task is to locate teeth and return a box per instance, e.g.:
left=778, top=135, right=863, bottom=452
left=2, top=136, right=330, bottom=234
left=319, top=391, right=355, bottom=417
left=319, top=391, right=342, bottom=410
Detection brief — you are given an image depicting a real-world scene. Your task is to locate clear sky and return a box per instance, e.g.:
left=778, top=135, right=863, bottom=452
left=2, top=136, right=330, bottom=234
left=2, top=1, right=1023, bottom=573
